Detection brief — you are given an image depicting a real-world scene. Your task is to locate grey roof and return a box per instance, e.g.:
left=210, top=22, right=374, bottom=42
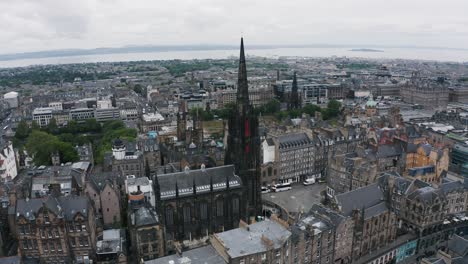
left=278, top=133, right=312, bottom=148
left=407, top=186, right=443, bottom=205
left=214, top=219, right=291, bottom=258
left=364, top=202, right=388, bottom=220
left=157, top=165, right=242, bottom=200
left=335, top=183, right=386, bottom=217
left=145, top=245, right=226, bottom=264
left=126, top=177, right=151, bottom=186
left=441, top=180, right=465, bottom=194
left=309, top=204, right=346, bottom=227
left=15, top=195, right=88, bottom=221
left=133, top=206, right=158, bottom=227
left=448, top=235, right=468, bottom=257
left=376, top=143, right=403, bottom=158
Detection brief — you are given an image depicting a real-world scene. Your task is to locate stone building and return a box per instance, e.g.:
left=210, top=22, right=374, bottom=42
left=290, top=205, right=337, bottom=264
left=85, top=171, right=121, bottom=228
left=108, top=138, right=144, bottom=178
left=210, top=218, right=292, bottom=264
left=400, top=73, right=449, bottom=110
left=327, top=152, right=378, bottom=197
left=403, top=143, right=449, bottom=185
left=262, top=132, right=327, bottom=185
left=137, top=136, right=161, bottom=173
left=128, top=204, right=165, bottom=262
left=155, top=165, right=245, bottom=253
left=13, top=195, right=96, bottom=263
left=334, top=184, right=397, bottom=262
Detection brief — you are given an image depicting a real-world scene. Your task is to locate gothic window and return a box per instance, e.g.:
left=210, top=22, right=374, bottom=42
left=43, top=210, right=49, bottom=223
left=216, top=199, right=224, bottom=217
left=165, top=206, right=174, bottom=225
left=232, top=197, right=240, bottom=215
left=183, top=205, right=191, bottom=223
left=200, top=203, right=208, bottom=220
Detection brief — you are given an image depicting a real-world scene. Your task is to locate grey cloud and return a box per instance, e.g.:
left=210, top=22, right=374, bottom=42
left=1, top=0, right=468, bottom=53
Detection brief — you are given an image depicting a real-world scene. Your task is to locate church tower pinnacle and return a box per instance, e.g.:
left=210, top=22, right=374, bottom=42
left=288, top=71, right=300, bottom=110
left=225, top=38, right=261, bottom=222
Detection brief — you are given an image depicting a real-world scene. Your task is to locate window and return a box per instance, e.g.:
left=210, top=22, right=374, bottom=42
left=165, top=207, right=174, bottom=225
left=44, top=211, right=49, bottom=223
left=232, top=197, right=239, bottom=215
left=216, top=199, right=224, bottom=217
left=183, top=205, right=191, bottom=223
left=200, top=203, right=208, bottom=220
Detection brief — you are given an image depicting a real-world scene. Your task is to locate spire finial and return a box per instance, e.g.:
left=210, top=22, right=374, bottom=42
left=237, top=37, right=249, bottom=107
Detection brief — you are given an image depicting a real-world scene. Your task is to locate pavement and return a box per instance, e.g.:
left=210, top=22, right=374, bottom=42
left=262, top=182, right=326, bottom=214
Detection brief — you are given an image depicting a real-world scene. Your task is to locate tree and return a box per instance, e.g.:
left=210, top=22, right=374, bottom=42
left=133, top=84, right=143, bottom=95
left=25, top=130, right=78, bottom=165
left=46, top=118, right=58, bottom=134
left=322, top=99, right=342, bottom=120
left=263, top=99, right=281, bottom=114
left=302, top=104, right=321, bottom=116
left=31, top=120, right=40, bottom=131
left=15, top=120, right=30, bottom=140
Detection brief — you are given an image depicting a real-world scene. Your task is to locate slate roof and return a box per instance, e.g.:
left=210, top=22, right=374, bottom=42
left=278, top=133, right=312, bottom=148
left=376, top=143, right=403, bottom=158
left=335, top=183, right=386, bottom=217
left=134, top=206, right=158, bottom=227
left=15, top=195, right=88, bottom=221
left=157, top=165, right=242, bottom=200
left=407, top=186, right=443, bottom=206
left=364, top=202, right=388, bottom=220
left=448, top=235, right=468, bottom=257
left=214, top=219, right=291, bottom=258
left=145, top=245, right=226, bottom=264
left=441, top=180, right=465, bottom=194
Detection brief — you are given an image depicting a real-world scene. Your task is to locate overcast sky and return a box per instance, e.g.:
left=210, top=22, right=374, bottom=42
left=1, top=0, right=468, bottom=54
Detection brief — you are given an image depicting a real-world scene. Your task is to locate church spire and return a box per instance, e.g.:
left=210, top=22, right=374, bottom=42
left=289, top=71, right=300, bottom=110
left=237, top=38, right=249, bottom=107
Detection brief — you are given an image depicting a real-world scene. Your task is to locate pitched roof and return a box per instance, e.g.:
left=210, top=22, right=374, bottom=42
left=277, top=133, right=312, bottom=148
left=15, top=195, right=88, bottom=221
left=335, top=183, right=385, bottom=217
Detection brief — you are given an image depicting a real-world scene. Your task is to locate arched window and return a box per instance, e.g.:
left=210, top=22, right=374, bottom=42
left=232, top=197, right=240, bottom=215
left=183, top=205, right=191, bottom=223
left=200, top=202, right=208, bottom=220
left=165, top=206, right=174, bottom=225
left=216, top=199, right=224, bottom=217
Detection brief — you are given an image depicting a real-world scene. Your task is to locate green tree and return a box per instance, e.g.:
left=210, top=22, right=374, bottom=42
left=133, top=84, right=143, bottom=95
left=15, top=120, right=30, bottom=140
left=322, top=99, right=342, bottom=120
left=46, top=118, right=59, bottom=134
left=25, top=130, right=78, bottom=165
left=31, top=120, right=40, bottom=131
left=302, top=104, right=321, bottom=116
left=263, top=99, right=281, bottom=114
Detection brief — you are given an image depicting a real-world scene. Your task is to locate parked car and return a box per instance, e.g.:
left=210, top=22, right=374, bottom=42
left=303, top=178, right=315, bottom=186
left=261, top=186, right=270, bottom=194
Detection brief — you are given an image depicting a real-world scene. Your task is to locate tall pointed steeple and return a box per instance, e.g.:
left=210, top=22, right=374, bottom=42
left=225, top=38, right=261, bottom=223
left=288, top=71, right=300, bottom=110
left=237, top=38, right=249, bottom=108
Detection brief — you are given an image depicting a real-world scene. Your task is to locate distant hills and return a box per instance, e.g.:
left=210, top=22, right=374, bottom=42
left=0, top=44, right=464, bottom=61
